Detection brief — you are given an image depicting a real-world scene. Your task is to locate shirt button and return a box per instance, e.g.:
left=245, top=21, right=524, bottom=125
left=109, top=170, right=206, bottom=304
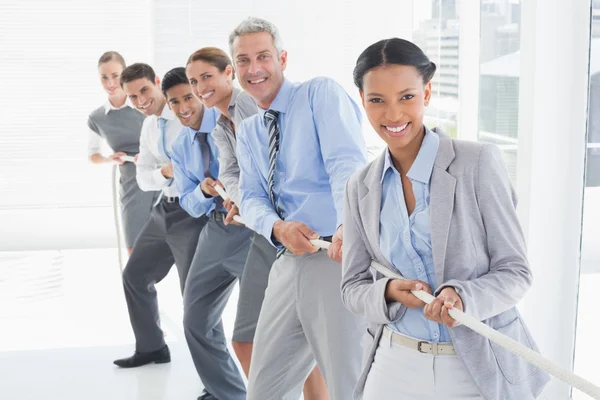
left=279, top=172, right=283, bottom=176
left=433, top=332, right=439, bottom=339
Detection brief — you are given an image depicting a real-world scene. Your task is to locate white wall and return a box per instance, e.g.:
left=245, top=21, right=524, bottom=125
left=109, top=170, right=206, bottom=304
left=153, top=0, right=413, bottom=149
left=152, top=0, right=413, bottom=96
left=0, top=0, right=153, bottom=251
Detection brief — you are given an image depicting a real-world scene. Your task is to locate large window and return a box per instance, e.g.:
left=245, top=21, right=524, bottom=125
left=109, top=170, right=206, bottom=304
left=413, top=0, right=461, bottom=137
left=573, top=1, right=600, bottom=397
left=478, top=0, right=521, bottom=183
left=414, top=3, right=596, bottom=399
left=413, top=1, right=521, bottom=183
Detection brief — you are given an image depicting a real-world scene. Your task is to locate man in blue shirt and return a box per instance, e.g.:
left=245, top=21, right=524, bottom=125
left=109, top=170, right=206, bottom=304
left=230, top=17, right=367, bottom=400
left=114, top=64, right=206, bottom=370
left=165, top=67, right=252, bottom=400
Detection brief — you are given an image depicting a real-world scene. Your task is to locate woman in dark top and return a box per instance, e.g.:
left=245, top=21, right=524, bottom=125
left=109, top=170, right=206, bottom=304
left=87, top=51, right=157, bottom=254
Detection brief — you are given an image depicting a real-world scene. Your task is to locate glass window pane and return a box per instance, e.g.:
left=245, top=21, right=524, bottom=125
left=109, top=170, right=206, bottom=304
left=413, top=0, right=460, bottom=138
left=478, top=0, right=521, bottom=184
left=574, top=2, right=600, bottom=396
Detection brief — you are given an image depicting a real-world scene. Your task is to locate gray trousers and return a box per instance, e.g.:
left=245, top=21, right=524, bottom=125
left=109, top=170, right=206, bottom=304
left=247, top=250, right=366, bottom=400
left=122, top=199, right=207, bottom=353
left=183, top=218, right=253, bottom=400
left=233, top=232, right=276, bottom=342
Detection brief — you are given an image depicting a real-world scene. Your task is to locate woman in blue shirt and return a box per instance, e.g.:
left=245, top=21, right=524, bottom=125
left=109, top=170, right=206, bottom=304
left=341, top=38, right=549, bottom=400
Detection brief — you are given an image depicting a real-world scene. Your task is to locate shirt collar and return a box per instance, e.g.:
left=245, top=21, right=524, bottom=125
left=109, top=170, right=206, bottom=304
left=155, top=105, right=176, bottom=131
left=257, top=79, right=293, bottom=121
left=381, top=126, right=440, bottom=184
left=159, top=104, right=176, bottom=121
left=103, top=97, right=133, bottom=115
left=229, top=87, right=241, bottom=109
left=217, top=87, right=241, bottom=126
left=187, top=107, right=219, bottom=144
left=184, top=126, right=199, bottom=142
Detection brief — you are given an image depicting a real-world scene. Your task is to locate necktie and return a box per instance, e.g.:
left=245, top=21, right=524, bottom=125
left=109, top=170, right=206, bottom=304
left=197, top=131, right=212, bottom=178
left=198, top=132, right=223, bottom=211
left=264, top=109, right=283, bottom=218
left=157, top=117, right=170, bottom=160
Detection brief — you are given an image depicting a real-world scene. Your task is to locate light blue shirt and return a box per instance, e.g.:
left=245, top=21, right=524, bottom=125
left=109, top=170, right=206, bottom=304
left=379, top=128, right=451, bottom=343
left=171, top=107, right=223, bottom=218
left=236, top=78, right=367, bottom=245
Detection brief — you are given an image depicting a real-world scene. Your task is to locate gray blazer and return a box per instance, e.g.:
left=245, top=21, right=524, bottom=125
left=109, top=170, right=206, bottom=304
left=212, top=88, right=259, bottom=206
left=341, top=128, right=550, bottom=400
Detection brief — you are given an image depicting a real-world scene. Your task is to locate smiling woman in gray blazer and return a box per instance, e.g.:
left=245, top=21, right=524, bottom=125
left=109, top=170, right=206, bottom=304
left=341, top=38, right=550, bottom=400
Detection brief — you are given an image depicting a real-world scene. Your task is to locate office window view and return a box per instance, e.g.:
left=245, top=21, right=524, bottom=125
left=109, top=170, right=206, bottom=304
left=477, top=0, right=521, bottom=182
left=0, top=0, right=598, bottom=399
left=574, top=1, right=600, bottom=398
left=414, top=0, right=462, bottom=138
left=414, top=0, right=522, bottom=182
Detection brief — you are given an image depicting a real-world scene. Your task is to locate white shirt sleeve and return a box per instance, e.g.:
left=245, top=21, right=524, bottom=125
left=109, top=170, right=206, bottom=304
left=136, top=118, right=172, bottom=191
left=87, top=128, right=103, bottom=157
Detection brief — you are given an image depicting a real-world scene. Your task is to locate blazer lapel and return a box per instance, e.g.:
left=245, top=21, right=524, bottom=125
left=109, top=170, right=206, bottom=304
left=359, top=151, right=397, bottom=272
left=429, top=128, right=456, bottom=286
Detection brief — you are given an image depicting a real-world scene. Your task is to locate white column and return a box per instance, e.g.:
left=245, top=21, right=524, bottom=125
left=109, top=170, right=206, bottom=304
left=457, top=0, right=481, bottom=141
left=517, top=1, right=591, bottom=399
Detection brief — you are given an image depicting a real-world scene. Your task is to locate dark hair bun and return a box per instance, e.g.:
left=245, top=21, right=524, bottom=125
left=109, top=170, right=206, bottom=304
left=353, top=38, right=435, bottom=91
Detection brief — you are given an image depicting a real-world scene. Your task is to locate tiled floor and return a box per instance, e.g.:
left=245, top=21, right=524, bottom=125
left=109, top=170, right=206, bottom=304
left=0, top=249, right=241, bottom=400
left=0, top=248, right=598, bottom=399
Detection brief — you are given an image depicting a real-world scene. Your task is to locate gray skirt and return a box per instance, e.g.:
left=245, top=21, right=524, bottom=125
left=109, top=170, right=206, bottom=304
left=118, top=162, right=159, bottom=248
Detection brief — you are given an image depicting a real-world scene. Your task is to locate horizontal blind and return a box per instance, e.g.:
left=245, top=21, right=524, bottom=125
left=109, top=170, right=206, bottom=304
left=0, top=0, right=152, bottom=210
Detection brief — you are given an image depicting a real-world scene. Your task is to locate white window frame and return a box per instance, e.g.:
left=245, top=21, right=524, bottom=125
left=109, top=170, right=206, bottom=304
left=516, top=1, right=591, bottom=399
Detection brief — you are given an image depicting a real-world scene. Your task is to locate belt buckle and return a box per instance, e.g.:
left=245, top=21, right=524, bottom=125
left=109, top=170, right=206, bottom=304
left=417, top=341, right=428, bottom=354
left=210, top=210, right=224, bottom=221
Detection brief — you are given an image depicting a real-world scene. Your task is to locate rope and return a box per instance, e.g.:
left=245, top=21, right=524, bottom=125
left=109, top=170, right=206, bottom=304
left=215, top=184, right=600, bottom=399
left=111, top=155, right=138, bottom=274
left=214, top=184, right=245, bottom=225
left=111, top=164, right=125, bottom=274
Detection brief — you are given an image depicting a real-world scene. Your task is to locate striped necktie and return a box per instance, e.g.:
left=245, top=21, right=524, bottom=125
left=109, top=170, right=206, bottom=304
left=264, top=109, right=282, bottom=218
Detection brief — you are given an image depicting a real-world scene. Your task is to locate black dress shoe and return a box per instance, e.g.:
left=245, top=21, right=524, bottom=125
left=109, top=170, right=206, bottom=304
left=113, top=345, right=171, bottom=368
left=197, top=389, right=217, bottom=400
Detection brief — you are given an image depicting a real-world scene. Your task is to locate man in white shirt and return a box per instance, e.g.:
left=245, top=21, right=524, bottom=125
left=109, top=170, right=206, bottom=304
left=113, top=63, right=207, bottom=368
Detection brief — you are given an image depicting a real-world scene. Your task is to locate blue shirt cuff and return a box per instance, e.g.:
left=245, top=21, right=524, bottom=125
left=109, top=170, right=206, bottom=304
left=192, top=185, right=214, bottom=216
left=261, top=213, right=283, bottom=247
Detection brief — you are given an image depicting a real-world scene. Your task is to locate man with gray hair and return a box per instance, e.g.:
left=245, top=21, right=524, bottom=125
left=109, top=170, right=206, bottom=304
left=229, top=17, right=367, bottom=400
